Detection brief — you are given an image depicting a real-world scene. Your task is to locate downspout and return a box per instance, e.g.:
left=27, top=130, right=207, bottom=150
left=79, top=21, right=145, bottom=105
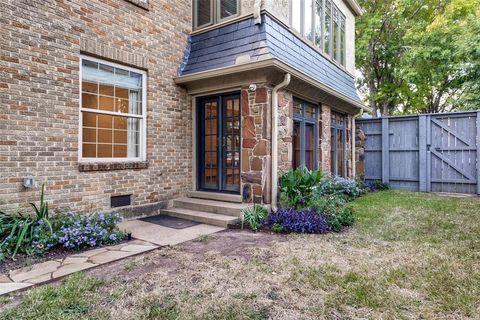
left=271, top=74, right=291, bottom=211
left=351, top=108, right=364, bottom=177
left=253, top=0, right=263, bottom=24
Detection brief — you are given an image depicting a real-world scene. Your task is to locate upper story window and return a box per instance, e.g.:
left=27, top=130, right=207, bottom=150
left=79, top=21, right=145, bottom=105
left=80, top=56, right=146, bottom=161
left=290, top=0, right=346, bottom=66
left=194, top=0, right=239, bottom=30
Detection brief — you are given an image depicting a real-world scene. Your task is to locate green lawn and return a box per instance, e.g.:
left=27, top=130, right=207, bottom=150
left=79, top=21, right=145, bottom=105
left=1, top=191, right=479, bottom=319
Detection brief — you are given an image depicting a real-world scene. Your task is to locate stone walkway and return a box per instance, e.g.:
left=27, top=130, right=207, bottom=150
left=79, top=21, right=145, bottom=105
left=0, top=219, right=225, bottom=296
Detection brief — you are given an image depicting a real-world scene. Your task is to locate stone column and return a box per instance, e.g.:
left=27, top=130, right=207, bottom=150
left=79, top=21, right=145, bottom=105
left=241, top=85, right=272, bottom=204
left=320, top=104, right=332, bottom=174
left=346, top=114, right=353, bottom=177
left=355, top=126, right=366, bottom=176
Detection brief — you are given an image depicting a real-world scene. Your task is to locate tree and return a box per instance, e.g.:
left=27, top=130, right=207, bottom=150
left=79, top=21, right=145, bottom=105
left=356, top=0, right=480, bottom=116
left=402, top=0, right=480, bottom=114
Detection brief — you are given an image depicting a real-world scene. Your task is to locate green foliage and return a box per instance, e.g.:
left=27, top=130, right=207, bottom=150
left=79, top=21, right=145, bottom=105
left=0, top=273, right=106, bottom=320
left=0, top=185, right=54, bottom=261
left=241, top=205, right=268, bottom=232
left=326, top=206, right=356, bottom=232
left=0, top=185, right=124, bottom=262
left=271, top=223, right=282, bottom=234
left=357, top=0, right=480, bottom=115
left=308, top=193, right=346, bottom=215
left=279, top=168, right=323, bottom=209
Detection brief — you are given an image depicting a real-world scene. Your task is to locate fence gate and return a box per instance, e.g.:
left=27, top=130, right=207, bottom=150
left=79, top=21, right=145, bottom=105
left=357, top=111, right=480, bottom=195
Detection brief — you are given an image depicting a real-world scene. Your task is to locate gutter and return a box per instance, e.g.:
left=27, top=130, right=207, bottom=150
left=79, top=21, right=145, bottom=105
left=174, top=58, right=371, bottom=112
left=351, top=108, right=364, bottom=177
left=271, top=73, right=291, bottom=211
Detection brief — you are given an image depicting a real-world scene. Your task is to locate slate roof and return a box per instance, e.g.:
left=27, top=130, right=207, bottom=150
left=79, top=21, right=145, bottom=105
left=179, top=15, right=362, bottom=104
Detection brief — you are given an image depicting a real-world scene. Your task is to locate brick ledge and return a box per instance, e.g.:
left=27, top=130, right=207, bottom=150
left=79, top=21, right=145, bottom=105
left=79, top=161, right=149, bottom=172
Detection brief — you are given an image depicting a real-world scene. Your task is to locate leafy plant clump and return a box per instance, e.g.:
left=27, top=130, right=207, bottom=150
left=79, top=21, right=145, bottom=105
left=267, top=208, right=329, bottom=234
left=55, top=212, right=124, bottom=250
left=0, top=184, right=54, bottom=260
left=0, top=185, right=125, bottom=262
left=279, top=168, right=323, bottom=209
left=326, top=206, right=356, bottom=232
left=241, top=205, right=268, bottom=232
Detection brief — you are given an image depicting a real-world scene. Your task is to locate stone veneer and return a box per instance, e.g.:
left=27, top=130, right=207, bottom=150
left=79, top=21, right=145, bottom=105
left=0, top=0, right=192, bottom=213
left=241, top=84, right=272, bottom=204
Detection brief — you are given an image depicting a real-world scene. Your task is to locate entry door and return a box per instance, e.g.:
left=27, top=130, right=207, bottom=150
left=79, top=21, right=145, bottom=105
left=198, top=93, right=241, bottom=193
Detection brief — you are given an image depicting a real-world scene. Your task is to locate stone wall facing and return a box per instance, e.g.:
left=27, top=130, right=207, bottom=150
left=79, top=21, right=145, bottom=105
left=0, top=0, right=192, bottom=213
left=241, top=84, right=272, bottom=204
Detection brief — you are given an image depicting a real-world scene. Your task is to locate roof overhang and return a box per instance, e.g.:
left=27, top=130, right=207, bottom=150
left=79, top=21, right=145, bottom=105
left=345, top=0, right=363, bottom=16
left=174, top=58, right=371, bottom=113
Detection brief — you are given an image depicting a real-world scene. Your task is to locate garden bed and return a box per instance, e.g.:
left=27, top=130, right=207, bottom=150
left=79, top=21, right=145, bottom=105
left=2, top=191, right=479, bottom=319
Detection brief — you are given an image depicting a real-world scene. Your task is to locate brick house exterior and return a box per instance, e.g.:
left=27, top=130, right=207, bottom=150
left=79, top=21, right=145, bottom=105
left=0, top=0, right=368, bottom=215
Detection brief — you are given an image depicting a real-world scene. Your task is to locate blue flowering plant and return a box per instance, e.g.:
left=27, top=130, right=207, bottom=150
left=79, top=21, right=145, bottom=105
left=54, top=212, right=125, bottom=250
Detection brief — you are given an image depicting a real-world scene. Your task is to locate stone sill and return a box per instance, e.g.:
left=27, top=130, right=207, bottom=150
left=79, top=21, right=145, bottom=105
left=124, top=0, right=149, bottom=10
left=79, top=161, right=149, bottom=172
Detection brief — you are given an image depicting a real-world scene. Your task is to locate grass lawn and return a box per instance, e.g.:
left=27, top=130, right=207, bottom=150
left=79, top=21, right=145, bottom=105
left=1, top=190, right=479, bottom=319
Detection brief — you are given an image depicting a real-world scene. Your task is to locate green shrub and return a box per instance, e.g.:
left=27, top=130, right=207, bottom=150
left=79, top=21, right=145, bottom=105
left=241, top=205, right=268, bottom=232
left=326, top=206, right=356, bottom=232
left=308, top=192, right=347, bottom=215
left=279, top=168, right=323, bottom=209
left=318, top=176, right=365, bottom=200
left=0, top=185, right=54, bottom=260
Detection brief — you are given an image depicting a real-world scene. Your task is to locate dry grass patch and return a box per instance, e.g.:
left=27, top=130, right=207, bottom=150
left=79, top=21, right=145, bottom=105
left=1, top=191, right=479, bottom=319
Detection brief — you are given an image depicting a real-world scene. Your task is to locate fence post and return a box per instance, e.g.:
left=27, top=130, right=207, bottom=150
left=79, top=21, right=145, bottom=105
left=426, top=115, right=431, bottom=192
left=382, top=118, right=390, bottom=184
left=477, top=112, right=480, bottom=195
left=419, top=115, right=427, bottom=192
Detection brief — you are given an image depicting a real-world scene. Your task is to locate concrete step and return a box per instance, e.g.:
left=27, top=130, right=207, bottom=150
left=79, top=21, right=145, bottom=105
left=173, top=198, right=248, bottom=217
left=161, top=207, right=240, bottom=228
left=187, top=191, right=243, bottom=203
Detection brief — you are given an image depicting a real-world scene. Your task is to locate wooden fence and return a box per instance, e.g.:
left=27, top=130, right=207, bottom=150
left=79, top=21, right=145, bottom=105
left=357, top=111, right=480, bottom=195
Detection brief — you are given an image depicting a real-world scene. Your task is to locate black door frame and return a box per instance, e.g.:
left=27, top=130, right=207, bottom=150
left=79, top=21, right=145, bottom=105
left=197, top=92, right=241, bottom=194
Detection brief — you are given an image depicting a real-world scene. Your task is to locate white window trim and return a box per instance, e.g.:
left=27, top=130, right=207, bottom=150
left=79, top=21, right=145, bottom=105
left=78, top=55, right=147, bottom=163
left=289, top=0, right=347, bottom=67
left=193, top=0, right=240, bottom=30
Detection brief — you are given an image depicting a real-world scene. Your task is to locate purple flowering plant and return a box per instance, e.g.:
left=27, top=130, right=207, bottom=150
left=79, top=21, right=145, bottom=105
left=54, top=212, right=125, bottom=250
left=267, top=208, right=330, bottom=234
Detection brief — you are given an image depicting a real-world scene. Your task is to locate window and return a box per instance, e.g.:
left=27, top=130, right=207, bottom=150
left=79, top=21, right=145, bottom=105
left=330, top=111, right=346, bottom=177
left=290, top=0, right=346, bottom=66
left=80, top=56, right=146, bottom=161
left=292, top=99, right=319, bottom=170
left=304, top=0, right=313, bottom=41
left=194, top=0, right=239, bottom=29
left=324, top=0, right=332, bottom=55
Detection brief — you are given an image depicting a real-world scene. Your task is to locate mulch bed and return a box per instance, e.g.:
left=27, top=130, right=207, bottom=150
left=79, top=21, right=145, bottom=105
left=0, top=240, right=128, bottom=275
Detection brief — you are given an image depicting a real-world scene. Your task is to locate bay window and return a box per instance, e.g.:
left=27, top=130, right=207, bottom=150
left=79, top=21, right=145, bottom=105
left=194, top=0, right=239, bottom=29
left=292, top=99, right=319, bottom=170
left=290, top=0, right=347, bottom=66
left=80, top=56, right=146, bottom=161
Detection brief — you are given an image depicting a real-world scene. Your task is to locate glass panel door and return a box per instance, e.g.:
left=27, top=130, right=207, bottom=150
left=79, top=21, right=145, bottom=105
left=200, top=98, right=219, bottom=190
left=222, top=94, right=241, bottom=192
left=198, top=93, right=241, bottom=193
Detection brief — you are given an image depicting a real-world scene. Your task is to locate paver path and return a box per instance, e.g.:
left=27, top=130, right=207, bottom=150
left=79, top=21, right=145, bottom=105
left=0, top=220, right=225, bottom=296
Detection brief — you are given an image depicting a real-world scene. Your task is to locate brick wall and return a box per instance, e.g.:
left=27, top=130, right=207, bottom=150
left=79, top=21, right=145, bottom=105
left=0, top=0, right=192, bottom=213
